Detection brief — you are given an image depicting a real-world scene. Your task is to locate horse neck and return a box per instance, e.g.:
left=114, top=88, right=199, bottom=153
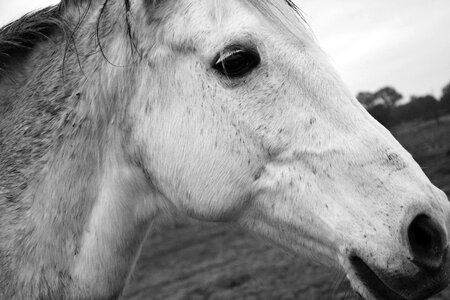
left=11, top=145, right=160, bottom=299
left=0, top=24, right=164, bottom=299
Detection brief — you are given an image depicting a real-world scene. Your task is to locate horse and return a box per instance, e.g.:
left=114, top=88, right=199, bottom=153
left=0, top=0, right=449, bottom=299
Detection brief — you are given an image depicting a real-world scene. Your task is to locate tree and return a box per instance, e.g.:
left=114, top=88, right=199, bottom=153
left=374, top=87, right=403, bottom=107
left=357, top=87, right=403, bottom=109
left=356, top=86, right=403, bottom=128
left=368, top=104, right=391, bottom=127
left=356, top=92, right=376, bottom=109
left=410, top=95, right=440, bottom=124
left=443, top=81, right=450, bottom=96
left=440, top=81, right=450, bottom=112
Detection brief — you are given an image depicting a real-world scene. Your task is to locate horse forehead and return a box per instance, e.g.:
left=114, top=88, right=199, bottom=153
left=167, top=0, right=263, bottom=46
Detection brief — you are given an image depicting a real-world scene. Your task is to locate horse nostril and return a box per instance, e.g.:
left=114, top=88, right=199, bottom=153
left=407, top=214, right=448, bottom=270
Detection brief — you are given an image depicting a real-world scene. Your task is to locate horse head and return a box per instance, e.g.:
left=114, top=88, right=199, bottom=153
left=123, top=1, right=450, bottom=298
left=1, top=0, right=448, bottom=299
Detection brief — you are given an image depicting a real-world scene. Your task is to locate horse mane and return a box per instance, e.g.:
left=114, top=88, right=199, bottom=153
left=284, top=0, right=300, bottom=14
left=0, top=0, right=141, bottom=79
left=0, top=6, right=65, bottom=77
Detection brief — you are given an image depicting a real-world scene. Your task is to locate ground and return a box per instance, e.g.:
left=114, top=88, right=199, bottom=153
left=121, top=115, right=450, bottom=300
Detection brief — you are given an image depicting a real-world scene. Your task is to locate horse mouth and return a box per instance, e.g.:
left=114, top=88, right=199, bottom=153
left=350, top=256, right=406, bottom=300
left=349, top=249, right=450, bottom=300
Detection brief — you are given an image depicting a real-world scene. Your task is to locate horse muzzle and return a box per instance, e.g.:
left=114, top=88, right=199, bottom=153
left=345, top=213, right=450, bottom=300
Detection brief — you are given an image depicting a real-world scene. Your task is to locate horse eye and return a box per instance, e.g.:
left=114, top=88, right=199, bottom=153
left=213, top=47, right=261, bottom=78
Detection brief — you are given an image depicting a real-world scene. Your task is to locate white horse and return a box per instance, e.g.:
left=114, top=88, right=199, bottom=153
left=0, top=0, right=449, bottom=299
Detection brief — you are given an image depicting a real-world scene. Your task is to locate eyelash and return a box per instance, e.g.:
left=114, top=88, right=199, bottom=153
left=213, top=46, right=261, bottom=79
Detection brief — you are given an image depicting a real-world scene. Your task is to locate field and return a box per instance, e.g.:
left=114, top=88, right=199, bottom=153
left=121, top=115, right=450, bottom=300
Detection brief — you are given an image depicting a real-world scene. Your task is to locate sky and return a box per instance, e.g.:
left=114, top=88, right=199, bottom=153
left=1, top=0, right=449, bottom=102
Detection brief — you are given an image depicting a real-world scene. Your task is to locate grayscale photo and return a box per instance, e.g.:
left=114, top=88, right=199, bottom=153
left=1, top=0, right=450, bottom=299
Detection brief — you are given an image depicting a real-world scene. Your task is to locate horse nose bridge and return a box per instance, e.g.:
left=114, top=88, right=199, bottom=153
left=339, top=128, right=426, bottom=186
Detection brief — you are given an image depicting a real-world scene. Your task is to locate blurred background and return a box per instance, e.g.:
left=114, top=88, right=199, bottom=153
left=1, top=0, right=450, bottom=299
